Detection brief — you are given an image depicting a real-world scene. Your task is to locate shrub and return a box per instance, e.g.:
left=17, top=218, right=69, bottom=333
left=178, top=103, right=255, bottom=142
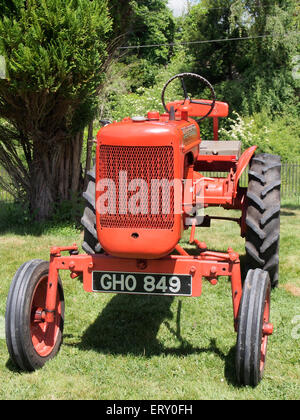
left=219, top=110, right=300, bottom=161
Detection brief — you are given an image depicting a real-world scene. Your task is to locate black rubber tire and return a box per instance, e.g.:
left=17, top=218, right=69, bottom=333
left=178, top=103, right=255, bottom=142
left=235, top=269, right=271, bottom=387
left=81, top=167, right=103, bottom=254
left=5, top=260, right=64, bottom=371
left=245, top=154, right=281, bottom=287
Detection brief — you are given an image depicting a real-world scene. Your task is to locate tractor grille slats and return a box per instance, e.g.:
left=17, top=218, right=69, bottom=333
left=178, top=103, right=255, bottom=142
left=99, top=145, right=174, bottom=229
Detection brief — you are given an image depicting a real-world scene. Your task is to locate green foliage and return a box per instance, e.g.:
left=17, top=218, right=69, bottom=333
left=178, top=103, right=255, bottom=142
left=51, top=193, right=85, bottom=226
left=122, top=57, right=161, bottom=91
left=128, top=0, right=175, bottom=65
left=231, top=0, right=299, bottom=114
left=179, top=0, right=300, bottom=116
left=0, top=0, right=111, bottom=133
left=0, top=201, right=32, bottom=231
left=100, top=38, right=300, bottom=161
left=0, top=1, right=112, bottom=219
left=101, top=51, right=188, bottom=121
left=180, top=0, right=250, bottom=84
left=110, top=0, right=175, bottom=91
left=219, top=110, right=300, bottom=160
left=0, top=199, right=82, bottom=236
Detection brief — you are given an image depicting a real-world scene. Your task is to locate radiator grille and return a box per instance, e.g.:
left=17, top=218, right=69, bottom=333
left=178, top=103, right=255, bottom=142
left=99, top=145, right=174, bottom=229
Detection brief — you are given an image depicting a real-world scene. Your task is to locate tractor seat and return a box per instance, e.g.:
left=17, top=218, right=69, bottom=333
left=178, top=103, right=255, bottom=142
left=199, top=141, right=242, bottom=159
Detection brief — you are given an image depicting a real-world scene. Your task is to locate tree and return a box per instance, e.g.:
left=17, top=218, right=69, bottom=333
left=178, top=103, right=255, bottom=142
left=0, top=0, right=111, bottom=220
left=107, top=0, right=175, bottom=90
left=180, top=0, right=299, bottom=114
left=230, top=0, right=300, bottom=114
left=181, top=0, right=250, bottom=84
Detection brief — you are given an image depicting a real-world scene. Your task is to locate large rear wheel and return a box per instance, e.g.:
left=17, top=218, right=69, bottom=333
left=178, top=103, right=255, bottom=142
left=245, top=154, right=281, bottom=287
left=81, top=167, right=103, bottom=254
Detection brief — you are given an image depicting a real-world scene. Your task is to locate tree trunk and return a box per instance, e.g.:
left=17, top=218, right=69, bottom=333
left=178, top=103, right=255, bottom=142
left=30, top=169, right=54, bottom=221
left=84, top=121, right=94, bottom=189
left=30, top=132, right=84, bottom=221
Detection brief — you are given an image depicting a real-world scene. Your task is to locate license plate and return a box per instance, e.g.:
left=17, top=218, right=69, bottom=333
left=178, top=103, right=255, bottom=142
left=92, top=271, right=192, bottom=296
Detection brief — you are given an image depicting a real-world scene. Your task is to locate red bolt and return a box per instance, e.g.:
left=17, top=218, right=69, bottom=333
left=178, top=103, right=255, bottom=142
left=263, top=322, right=274, bottom=336
left=50, top=246, right=60, bottom=256
left=210, top=278, right=218, bottom=286
left=229, top=251, right=239, bottom=262
left=147, top=111, right=160, bottom=120
left=69, top=261, right=75, bottom=270
left=33, top=307, right=46, bottom=322
left=190, top=266, right=196, bottom=274
left=137, top=260, right=147, bottom=270
left=210, top=266, right=217, bottom=275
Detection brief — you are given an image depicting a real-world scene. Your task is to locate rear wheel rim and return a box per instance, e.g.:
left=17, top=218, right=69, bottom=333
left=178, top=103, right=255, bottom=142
left=30, top=276, right=62, bottom=357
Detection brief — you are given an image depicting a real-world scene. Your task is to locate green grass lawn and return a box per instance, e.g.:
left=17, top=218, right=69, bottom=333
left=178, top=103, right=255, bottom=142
left=0, top=202, right=299, bottom=400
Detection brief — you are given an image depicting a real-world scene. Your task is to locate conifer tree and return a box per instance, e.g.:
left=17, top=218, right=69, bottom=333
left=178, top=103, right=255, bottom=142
left=0, top=0, right=111, bottom=219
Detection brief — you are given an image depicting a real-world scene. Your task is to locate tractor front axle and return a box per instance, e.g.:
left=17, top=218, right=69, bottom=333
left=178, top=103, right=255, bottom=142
left=44, top=243, right=243, bottom=330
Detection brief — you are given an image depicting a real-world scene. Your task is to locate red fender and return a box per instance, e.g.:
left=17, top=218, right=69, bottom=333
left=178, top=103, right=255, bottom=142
left=234, top=146, right=257, bottom=194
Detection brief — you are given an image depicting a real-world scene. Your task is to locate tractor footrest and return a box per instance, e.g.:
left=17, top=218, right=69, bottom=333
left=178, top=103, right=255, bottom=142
left=199, top=141, right=241, bottom=158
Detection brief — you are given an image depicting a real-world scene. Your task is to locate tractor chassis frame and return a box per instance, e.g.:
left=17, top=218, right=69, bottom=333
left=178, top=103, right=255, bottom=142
left=44, top=243, right=243, bottom=333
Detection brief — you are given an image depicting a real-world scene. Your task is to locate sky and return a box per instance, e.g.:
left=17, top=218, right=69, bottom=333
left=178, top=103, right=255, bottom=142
left=167, top=0, right=199, bottom=17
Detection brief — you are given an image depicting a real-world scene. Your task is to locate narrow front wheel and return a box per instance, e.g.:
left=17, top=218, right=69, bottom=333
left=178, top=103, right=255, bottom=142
left=235, top=269, right=272, bottom=386
left=5, top=260, right=64, bottom=371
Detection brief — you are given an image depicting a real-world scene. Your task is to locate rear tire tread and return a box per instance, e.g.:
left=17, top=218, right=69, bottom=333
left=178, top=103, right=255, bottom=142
left=81, top=166, right=103, bottom=255
left=245, top=154, right=281, bottom=287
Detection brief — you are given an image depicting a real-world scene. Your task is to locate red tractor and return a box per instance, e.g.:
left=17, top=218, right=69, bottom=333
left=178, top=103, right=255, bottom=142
left=5, top=73, right=281, bottom=386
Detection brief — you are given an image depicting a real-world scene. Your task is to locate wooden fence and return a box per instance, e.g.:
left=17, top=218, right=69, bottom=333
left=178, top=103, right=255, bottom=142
left=1, top=162, right=300, bottom=202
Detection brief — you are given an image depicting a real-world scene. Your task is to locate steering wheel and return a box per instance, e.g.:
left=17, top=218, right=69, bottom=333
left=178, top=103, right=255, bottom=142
left=161, top=72, right=216, bottom=121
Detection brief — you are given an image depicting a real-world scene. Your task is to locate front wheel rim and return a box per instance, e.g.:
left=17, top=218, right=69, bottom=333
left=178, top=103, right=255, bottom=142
left=30, top=276, right=62, bottom=357
left=260, top=284, right=271, bottom=373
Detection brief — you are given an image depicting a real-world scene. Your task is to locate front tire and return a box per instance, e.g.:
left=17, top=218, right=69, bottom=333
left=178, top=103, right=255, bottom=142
left=5, top=260, right=64, bottom=371
left=235, top=269, right=272, bottom=386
